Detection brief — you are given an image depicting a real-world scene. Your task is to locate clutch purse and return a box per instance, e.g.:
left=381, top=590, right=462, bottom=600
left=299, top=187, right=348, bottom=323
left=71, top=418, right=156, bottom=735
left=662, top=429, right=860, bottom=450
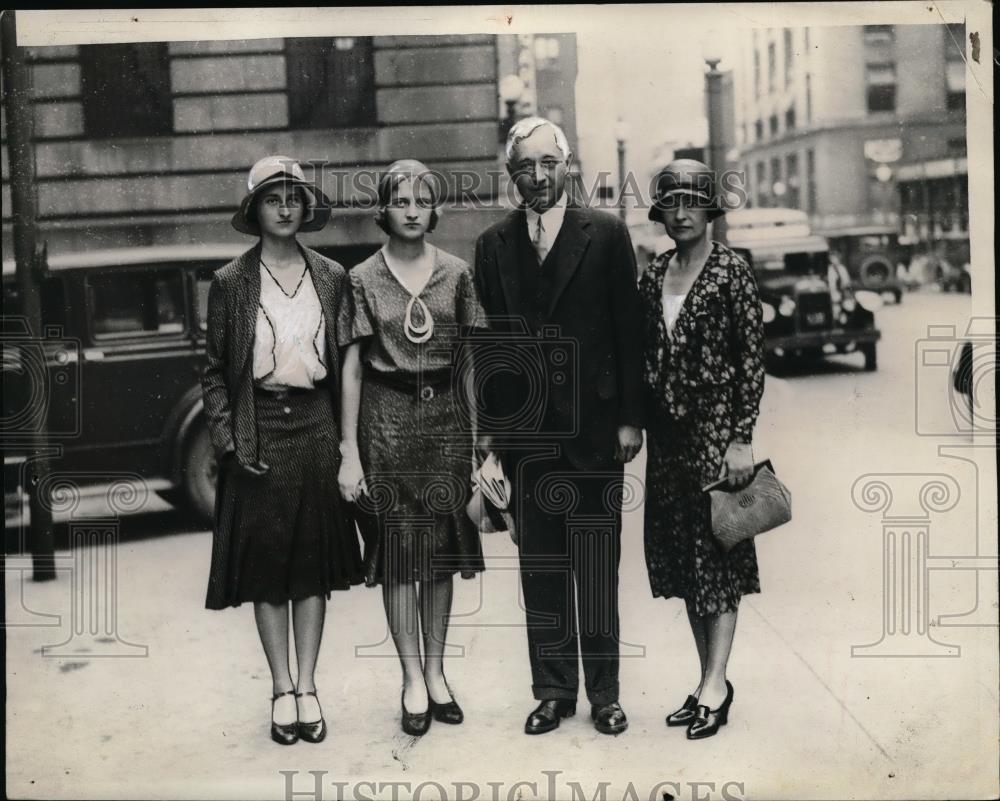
left=702, top=460, right=791, bottom=551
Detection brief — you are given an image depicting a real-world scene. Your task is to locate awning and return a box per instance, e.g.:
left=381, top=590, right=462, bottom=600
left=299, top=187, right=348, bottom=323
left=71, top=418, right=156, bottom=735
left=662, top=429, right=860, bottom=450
left=896, top=158, right=968, bottom=182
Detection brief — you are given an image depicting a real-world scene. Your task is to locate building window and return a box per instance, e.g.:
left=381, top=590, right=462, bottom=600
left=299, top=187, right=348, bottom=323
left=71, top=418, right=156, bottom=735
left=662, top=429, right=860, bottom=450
left=806, top=148, right=817, bottom=213
left=783, top=28, right=794, bottom=89
left=770, top=156, right=782, bottom=201
left=756, top=161, right=768, bottom=207
left=866, top=63, right=897, bottom=112
left=79, top=43, right=173, bottom=138
left=767, top=41, right=777, bottom=95
left=753, top=48, right=761, bottom=98
left=785, top=106, right=796, bottom=131
left=769, top=114, right=779, bottom=137
left=944, top=23, right=965, bottom=111
left=805, top=72, right=813, bottom=123
left=286, top=37, right=376, bottom=129
left=947, top=137, right=967, bottom=157
left=863, top=25, right=895, bottom=45
left=785, top=152, right=800, bottom=208
left=863, top=25, right=896, bottom=113
left=754, top=119, right=764, bottom=141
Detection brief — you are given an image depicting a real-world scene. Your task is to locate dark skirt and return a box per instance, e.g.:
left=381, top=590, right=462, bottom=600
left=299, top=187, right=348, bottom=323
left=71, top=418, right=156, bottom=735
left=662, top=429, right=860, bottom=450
left=205, top=389, right=364, bottom=609
left=355, top=378, right=484, bottom=586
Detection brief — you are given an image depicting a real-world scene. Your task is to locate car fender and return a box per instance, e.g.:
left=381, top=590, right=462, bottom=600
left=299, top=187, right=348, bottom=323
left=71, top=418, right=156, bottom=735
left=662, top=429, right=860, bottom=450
left=160, top=384, right=205, bottom=485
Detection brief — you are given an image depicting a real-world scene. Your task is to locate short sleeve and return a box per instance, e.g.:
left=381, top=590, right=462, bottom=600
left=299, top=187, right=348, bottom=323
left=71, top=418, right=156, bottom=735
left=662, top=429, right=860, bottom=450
left=337, top=269, right=375, bottom=345
left=456, top=267, right=489, bottom=330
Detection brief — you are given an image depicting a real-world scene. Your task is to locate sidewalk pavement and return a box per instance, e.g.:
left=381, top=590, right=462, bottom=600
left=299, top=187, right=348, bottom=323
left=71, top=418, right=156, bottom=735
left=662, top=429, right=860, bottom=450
left=6, top=479, right=996, bottom=800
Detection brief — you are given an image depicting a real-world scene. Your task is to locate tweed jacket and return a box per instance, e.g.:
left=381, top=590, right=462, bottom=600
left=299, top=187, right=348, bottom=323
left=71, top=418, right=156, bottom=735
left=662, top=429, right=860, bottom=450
left=472, top=205, right=644, bottom=469
left=201, top=242, right=348, bottom=467
left=638, top=241, right=765, bottom=443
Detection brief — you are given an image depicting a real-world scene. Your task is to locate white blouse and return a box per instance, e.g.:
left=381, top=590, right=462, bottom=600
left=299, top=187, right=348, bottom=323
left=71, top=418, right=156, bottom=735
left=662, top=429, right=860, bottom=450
left=661, top=291, right=687, bottom=338
left=253, top=263, right=327, bottom=389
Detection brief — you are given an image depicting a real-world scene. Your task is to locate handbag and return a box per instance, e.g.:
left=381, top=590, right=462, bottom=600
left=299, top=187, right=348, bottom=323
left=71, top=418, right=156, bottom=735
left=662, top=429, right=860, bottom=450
left=702, top=460, right=791, bottom=551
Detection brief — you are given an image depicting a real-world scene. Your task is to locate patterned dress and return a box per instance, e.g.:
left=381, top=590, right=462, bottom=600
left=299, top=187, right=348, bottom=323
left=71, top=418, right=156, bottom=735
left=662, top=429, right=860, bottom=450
left=639, top=242, right=766, bottom=616
left=337, top=247, right=487, bottom=586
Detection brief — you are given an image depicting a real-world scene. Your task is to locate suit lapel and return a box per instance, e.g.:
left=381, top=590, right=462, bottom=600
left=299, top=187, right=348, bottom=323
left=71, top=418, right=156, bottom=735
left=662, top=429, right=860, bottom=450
left=494, top=210, right=524, bottom=321
left=545, top=208, right=591, bottom=319
left=234, top=242, right=262, bottom=378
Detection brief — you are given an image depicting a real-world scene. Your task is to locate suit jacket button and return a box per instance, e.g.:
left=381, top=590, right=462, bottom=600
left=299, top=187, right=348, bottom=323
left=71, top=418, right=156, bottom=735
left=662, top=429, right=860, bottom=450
left=283, top=406, right=292, bottom=415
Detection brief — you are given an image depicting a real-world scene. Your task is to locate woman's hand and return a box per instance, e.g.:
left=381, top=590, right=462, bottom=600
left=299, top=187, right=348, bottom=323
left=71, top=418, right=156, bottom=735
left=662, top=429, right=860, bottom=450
left=338, top=446, right=366, bottom=502
left=615, top=425, right=644, bottom=463
left=720, top=441, right=754, bottom=489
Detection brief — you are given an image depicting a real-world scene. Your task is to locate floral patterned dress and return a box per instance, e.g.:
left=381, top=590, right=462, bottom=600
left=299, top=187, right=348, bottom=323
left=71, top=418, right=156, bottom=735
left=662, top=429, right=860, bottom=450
left=639, top=242, right=766, bottom=616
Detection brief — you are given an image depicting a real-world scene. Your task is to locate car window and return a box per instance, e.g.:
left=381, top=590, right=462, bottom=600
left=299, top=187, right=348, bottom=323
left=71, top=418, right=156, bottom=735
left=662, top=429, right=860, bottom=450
left=195, top=269, right=213, bottom=331
left=87, top=268, right=185, bottom=338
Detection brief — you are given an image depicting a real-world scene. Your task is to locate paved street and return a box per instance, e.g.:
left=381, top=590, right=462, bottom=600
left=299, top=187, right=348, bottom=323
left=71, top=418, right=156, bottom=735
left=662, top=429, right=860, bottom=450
left=5, top=291, right=997, bottom=800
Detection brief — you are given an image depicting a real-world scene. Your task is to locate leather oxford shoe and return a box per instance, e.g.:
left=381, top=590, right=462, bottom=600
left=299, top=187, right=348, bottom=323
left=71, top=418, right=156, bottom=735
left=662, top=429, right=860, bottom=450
left=687, top=681, right=734, bottom=740
left=591, top=701, right=628, bottom=735
left=524, top=699, right=576, bottom=735
left=666, top=694, right=700, bottom=727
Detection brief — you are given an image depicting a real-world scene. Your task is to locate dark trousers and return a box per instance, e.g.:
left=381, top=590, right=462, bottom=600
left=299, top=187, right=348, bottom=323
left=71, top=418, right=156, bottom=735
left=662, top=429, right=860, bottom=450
left=511, top=449, right=623, bottom=706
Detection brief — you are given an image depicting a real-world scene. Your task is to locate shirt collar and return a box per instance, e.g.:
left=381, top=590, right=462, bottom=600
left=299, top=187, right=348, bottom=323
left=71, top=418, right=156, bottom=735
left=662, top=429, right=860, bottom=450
left=524, top=192, right=568, bottom=233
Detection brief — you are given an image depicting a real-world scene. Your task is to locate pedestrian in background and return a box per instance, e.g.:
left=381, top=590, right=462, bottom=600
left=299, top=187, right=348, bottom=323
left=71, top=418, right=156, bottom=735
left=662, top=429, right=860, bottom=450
left=639, top=159, right=766, bottom=740
left=203, top=156, right=363, bottom=746
left=337, top=159, right=487, bottom=736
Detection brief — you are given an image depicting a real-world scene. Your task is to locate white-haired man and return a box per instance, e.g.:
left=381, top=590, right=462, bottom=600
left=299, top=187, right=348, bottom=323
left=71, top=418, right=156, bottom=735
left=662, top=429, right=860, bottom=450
left=472, top=117, right=644, bottom=735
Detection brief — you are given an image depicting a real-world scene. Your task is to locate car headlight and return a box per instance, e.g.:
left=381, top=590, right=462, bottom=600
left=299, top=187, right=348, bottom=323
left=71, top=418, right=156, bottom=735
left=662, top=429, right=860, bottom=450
left=855, top=290, right=883, bottom=312
left=778, top=297, right=796, bottom=316
left=761, top=302, right=776, bottom=323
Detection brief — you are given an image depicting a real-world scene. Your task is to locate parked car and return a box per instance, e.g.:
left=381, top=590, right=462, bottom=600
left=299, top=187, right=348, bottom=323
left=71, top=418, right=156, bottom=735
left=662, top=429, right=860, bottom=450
left=2, top=241, right=377, bottom=526
left=825, top=228, right=905, bottom=304
left=726, top=208, right=882, bottom=371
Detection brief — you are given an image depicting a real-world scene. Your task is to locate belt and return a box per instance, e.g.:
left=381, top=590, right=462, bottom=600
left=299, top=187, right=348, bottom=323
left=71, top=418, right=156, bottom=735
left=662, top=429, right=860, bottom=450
left=254, top=384, right=316, bottom=400
left=363, top=368, right=453, bottom=401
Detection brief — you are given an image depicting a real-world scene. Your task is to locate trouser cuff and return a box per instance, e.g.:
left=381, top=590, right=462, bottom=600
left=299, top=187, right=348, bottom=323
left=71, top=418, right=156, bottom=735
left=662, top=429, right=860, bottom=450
left=586, top=685, right=619, bottom=706
left=532, top=685, right=578, bottom=702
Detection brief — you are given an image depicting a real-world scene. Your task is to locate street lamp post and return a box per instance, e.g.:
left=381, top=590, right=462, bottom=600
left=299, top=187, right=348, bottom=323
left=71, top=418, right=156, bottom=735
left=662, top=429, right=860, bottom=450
left=703, top=42, right=728, bottom=244
left=498, top=74, right=525, bottom=148
left=614, top=118, right=630, bottom=222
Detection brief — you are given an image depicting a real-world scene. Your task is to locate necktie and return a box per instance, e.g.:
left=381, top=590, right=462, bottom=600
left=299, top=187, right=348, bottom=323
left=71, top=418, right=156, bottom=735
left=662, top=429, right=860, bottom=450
left=532, top=216, right=548, bottom=265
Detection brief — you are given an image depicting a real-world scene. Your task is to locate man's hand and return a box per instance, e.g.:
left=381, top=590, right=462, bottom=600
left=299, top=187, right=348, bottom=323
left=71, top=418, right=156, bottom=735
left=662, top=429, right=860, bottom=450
left=720, top=441, right=754, bottom=489
left=475, top=434, right=495, bottom=463
left=615, top=425, right=643, bottom=463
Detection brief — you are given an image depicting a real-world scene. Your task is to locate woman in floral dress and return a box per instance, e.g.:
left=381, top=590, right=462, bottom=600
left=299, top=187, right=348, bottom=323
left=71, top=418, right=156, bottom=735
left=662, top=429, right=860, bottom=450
left=639, top=159, right=765, bottom=740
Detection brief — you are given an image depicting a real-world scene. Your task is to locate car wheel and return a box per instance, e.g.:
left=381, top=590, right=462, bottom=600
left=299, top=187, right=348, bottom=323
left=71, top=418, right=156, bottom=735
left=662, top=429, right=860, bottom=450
left=862, top=343, right=878, bottom=372
left=182, top=422, right=217, bottom=527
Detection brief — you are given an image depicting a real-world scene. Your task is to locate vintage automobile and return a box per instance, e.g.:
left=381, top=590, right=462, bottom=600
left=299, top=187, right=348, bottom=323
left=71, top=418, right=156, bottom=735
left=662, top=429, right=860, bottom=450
left=2, top=241, right=376, bottom=526
left=726, top=208, right=882, bottom=371
left=825, top=227, right=905, bottom=304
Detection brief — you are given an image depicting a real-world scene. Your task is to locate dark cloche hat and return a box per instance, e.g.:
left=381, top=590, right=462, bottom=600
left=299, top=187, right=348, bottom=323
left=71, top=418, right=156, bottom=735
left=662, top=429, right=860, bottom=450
left=648, top=158, right=726, bottom=222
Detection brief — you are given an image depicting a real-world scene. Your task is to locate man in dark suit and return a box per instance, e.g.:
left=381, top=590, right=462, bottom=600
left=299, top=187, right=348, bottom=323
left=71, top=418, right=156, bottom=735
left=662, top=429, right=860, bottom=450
left=472, top=117, right=644, bottom=735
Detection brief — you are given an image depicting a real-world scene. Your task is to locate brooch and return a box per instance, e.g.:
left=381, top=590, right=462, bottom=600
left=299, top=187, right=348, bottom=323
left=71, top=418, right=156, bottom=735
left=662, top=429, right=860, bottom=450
left=404, top=295, right=434, bottom=344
